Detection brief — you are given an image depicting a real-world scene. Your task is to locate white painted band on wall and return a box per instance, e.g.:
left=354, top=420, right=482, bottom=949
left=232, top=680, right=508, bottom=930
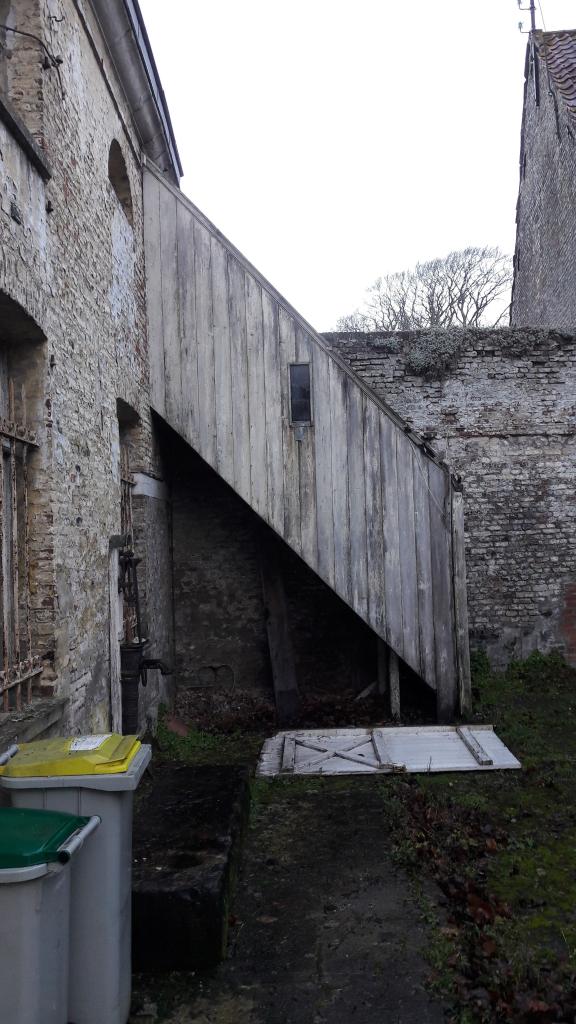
left=133, top=473, right=168, bottom=501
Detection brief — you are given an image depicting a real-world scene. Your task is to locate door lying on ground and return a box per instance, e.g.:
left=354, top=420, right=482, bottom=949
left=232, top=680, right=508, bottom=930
left=258, top=726, right=520, bottom=776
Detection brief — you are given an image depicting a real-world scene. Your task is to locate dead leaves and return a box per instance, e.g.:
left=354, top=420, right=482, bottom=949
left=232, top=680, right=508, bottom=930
left=393, top=785, right=576, bottom=1023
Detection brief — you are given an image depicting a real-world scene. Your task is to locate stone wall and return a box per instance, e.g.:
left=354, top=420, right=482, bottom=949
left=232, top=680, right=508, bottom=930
left=324, top=328, right=576, bottom=667
left=166, top=430, right=376, bottom=700
left=511, top=35, right=576, bottom=328
left=0, top=0, right=172, bottom=732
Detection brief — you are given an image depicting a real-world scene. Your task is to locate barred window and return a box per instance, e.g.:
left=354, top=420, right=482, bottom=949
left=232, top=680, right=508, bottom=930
left=0, top=358, right=41, bottom=710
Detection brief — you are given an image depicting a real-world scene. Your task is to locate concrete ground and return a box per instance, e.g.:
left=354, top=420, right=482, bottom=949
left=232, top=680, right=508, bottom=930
left=133, top=778, right=446, bottom=1024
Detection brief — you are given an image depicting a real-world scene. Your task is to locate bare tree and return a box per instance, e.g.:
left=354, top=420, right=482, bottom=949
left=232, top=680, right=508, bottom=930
left=336, top=247, right=513, bottom=331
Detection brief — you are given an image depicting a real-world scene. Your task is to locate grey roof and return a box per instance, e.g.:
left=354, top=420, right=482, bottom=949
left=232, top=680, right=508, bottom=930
left=539, top=30, right=576, bottom=126
left=90, top=0, right=183, bottom=183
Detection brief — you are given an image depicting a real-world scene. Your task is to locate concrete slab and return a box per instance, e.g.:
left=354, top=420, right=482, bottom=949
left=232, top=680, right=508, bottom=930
left=132, top=779, right=446, bottom=1022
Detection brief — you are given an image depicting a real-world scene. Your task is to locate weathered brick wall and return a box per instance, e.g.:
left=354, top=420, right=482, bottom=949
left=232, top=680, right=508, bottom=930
left=511, top=38, right=576, bottom=328
left=324, top=329, right=576, bottom=667
left=0, top=0, right=172, bottom=731
left=0, top=0, right=45, bottom=144
left=168, top=435, right=376, bottom=699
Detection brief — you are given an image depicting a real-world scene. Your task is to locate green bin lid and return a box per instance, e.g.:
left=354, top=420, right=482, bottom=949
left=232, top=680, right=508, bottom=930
left=0, top=808, right=89, bottom=869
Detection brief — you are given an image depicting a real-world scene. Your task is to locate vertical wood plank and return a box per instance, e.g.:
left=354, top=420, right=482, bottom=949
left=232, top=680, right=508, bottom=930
left=228, top=256, right=251, bottom=502
left=412, top=447, right=436, bottom=689
left=245, top=275, right=268, bottom=518
left=364, top=400, right=386, bottom=637
left=380, top=414, right=403, bottom=658
left=312, top=349, right=335, bottom=588
left=388, top=649, right=401, bottom=721
left=262, top=291, right=284, bottom=535
left=278, top=308, right=300, bottom=551
left=295, top=327, right=317, bottom=568
left=143, top=172, right=166, bottom=417
left=159, top=184, right=180, bottom=431
left=395, top=431, right=420, bottom=673
left=176, top=203, right=199, bottom=450
left=259, top=530, right=299, bottom=726
left=281, top=736, right=296, bottom=773
left=330, top=361, right=351, bottom=604
left=348, top=387, right=368, bottom=621
left=451, top=487, right=472, bottom=715
left=211, top=236, right=233, bottom=484
left=194, top=219, right=216, bottom=468
left=377, top=637, right=388, bottom=695
left=429, top=462, right=457, bottom=722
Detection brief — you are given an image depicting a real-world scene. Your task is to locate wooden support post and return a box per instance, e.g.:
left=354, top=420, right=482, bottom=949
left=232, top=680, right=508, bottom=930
left=388, top=649, right=401, bottom=722
left=451, top=488, right=472, bottom=717
left=376, top=638, right=388, bottom=696
left=259, top=531, right=299, bottom=726
left=377, top=639, right=401, bottom=722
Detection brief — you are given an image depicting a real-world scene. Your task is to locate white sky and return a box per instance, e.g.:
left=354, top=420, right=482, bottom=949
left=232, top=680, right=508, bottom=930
left=138, top=0, right=575, bottom=331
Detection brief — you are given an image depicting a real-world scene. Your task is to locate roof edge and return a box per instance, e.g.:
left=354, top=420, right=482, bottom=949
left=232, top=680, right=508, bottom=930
left=89, top=0, right=182, bottom=183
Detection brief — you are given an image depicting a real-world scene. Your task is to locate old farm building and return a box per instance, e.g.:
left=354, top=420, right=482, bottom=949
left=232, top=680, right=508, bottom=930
left=1, top=1, right=574, bottom=743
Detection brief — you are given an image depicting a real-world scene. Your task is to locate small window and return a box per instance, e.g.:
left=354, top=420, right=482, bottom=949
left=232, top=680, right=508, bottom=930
left=108, top=140, right=133, bottom=225
left=289, top=363, right=312, bottom=424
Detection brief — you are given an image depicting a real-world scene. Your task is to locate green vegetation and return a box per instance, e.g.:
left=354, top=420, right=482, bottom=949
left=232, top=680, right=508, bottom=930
left=406, top=651, right=576, bottom=1020
left=152, top=652, right=576, bottom=1021
left=155, top=709, right=265, bottom=767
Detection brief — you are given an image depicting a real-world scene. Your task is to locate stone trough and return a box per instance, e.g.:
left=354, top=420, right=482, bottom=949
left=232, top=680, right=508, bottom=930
left=132, top=763, right=250, bottom=971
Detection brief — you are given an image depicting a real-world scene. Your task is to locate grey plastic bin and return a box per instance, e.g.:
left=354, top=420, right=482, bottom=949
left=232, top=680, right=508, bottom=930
left=0, top=811, right=99, bottom=1024
left=1, top=744, right=151, bottom=1024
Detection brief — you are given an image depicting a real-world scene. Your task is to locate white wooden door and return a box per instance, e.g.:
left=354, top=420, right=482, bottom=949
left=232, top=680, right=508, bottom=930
left=258, top=726, right=520, bottom=777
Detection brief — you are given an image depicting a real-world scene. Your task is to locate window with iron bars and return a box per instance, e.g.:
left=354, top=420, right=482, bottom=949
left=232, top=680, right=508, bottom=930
left=0, top=375, right=41, bottom=710
left=119, top=439, right=141, bottom=644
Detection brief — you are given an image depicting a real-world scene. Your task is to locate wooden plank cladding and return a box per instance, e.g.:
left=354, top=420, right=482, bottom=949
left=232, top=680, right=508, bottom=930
left=143, top=160, right=471, bottom=720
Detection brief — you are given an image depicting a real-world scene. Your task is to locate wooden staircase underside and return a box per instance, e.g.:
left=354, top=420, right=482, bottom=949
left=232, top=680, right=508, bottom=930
left=143, top=159, right=471, bottom=721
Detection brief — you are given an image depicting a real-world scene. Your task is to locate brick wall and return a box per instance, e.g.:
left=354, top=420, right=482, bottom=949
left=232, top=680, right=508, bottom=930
left=167, top=433, right=376, bottom=699
left=325, top=328, right=576, bottom=667
left=511, top=36, right=576, bottom=327
left=0, top=0, right=45, bottom=145
left=0, top=0, right=172, bottom=731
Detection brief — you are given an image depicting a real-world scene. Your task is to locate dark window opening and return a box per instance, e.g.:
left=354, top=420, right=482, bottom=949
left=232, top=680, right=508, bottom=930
left=289, top=363, right=312, bottom=424
left=108, top=140, right=133, bottom=225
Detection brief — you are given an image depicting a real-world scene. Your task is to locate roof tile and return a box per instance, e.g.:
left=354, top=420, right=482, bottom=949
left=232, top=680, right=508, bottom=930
left=540, top=30, right=576, bottom=124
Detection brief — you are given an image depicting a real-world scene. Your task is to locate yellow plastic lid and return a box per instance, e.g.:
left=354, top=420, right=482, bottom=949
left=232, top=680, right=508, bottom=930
left=0, top=734, right=141, bottom=777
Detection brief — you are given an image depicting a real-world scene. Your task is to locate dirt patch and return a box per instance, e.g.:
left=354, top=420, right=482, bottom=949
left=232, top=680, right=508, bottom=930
left=174, top=684, right=434, bottom=736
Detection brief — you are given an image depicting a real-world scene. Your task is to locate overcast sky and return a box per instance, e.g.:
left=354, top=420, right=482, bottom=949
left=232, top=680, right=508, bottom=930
left=138, top=0, right=575, bottom=331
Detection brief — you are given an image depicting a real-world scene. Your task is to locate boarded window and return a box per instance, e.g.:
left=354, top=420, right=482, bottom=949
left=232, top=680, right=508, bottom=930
left=289, top=364, right=312, bottom=424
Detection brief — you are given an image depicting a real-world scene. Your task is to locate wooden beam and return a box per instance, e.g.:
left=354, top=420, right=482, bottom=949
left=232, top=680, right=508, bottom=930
left=388, top=649, right=401, bottom=722
left=259, top=531, right=299, bottom=726
left=456, top=726, right=493, bottom=766
left=378, top=640, right=401, bottom=721
left=429, top=465, right=458, bottom=723
left=377, top=639, right=388, bottom=696
left=281, top=736, right=296, bottom=773
left=451, top=488, right=472, bottom=717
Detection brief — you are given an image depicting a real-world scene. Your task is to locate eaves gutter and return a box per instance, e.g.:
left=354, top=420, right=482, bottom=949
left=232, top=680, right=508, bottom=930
left=89, top=0, right=183, bottom=183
